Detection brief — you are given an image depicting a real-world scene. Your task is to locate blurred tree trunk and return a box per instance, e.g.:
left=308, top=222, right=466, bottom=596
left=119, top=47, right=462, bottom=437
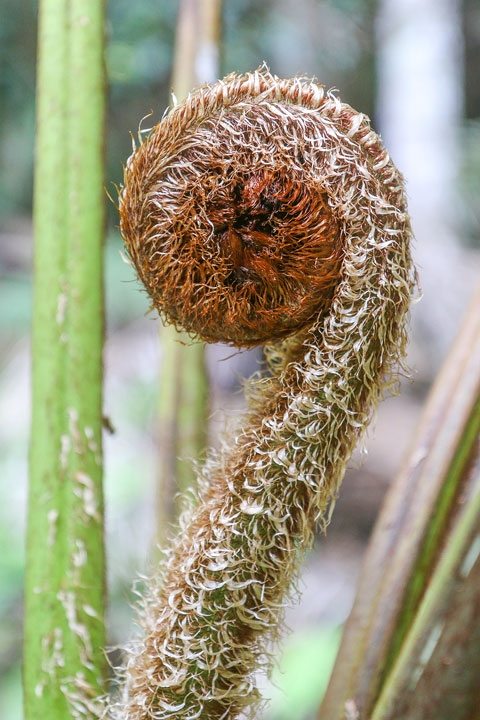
left=156, top=0, right=222, bottom=544
left=171, top=0, right=222, bottom=100
left=376, top=0, right=473, bottom=376
left=24, top=0, right=106, bottom=717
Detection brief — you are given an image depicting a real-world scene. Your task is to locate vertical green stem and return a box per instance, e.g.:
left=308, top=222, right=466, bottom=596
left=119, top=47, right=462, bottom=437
left=63, top=0, right=107, bottom=709
left=24, top=0, right=106, bottom=716
left=25, top=0, right=69, bottom=711
left=158, top=333, right=208, bottom=523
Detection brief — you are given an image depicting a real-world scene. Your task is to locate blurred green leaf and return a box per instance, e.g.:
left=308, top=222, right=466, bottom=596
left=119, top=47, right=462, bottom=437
left=269, top=626, right=341, bottom=720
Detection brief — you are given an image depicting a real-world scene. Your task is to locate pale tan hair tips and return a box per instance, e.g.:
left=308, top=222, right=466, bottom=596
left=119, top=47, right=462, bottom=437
left=113, top=70, right=415, bottom=720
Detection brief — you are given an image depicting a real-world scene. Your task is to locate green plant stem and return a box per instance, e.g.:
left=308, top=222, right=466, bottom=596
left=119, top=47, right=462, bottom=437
left=319, top=284, right=480, bottom=719
left=63, top=0, right=107, bottom=705
left=158, top=333, right=208, bottom=523
left=370, top=458, right=480, bottom=720
left=24, top=0, right=106, bottom=716
left=25, top=0, right=69, bottom=711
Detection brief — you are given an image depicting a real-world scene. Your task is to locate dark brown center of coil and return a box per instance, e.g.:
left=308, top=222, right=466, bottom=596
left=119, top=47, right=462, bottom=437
left=121, top=119, right=344, bottom=347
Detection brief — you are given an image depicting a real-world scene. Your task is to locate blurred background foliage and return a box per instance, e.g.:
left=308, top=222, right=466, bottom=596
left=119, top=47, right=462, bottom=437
left=1, top=1, right=480, bottom=719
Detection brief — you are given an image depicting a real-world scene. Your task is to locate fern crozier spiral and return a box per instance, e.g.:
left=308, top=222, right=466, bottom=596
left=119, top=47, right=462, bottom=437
left=114, top=70, right=415, bottom=720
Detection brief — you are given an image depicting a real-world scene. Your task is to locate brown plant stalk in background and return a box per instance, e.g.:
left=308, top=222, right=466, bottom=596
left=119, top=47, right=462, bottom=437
left=112, top=70, right=415, bottom=719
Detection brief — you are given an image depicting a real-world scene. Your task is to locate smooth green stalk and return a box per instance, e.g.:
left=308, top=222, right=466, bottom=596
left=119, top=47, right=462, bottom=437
left=174, top=339, right=208, bottom=504
left=24, top=0, right=106, bottom=716
left=62, top=0, right=107, bottom=708
left=25, top=0, right=69, bottom=713
left=158, top=332, right=208, bottom=527
left=157, top=331, right=208, bottom=529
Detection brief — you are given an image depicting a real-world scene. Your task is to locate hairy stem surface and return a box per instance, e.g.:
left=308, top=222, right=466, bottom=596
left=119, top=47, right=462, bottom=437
left=112, top=72, right=415, bottom=719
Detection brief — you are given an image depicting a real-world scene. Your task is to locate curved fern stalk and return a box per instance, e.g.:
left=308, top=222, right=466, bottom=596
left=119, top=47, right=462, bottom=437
left=111, top=70, right=415, bottom=720
left=320, top=284, right=480, bottom=720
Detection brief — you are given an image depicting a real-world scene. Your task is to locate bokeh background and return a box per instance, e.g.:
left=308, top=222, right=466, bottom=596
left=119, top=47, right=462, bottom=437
left=1, top=0, right=480, bottom=718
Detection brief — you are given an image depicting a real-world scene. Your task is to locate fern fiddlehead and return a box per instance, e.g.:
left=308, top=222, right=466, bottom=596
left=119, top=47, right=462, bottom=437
left=113, top=70, right=415, bottom=720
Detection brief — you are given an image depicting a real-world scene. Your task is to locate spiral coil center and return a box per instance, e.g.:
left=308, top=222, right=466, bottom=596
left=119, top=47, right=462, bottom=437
left=121, top=106, right=343, bottom=347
